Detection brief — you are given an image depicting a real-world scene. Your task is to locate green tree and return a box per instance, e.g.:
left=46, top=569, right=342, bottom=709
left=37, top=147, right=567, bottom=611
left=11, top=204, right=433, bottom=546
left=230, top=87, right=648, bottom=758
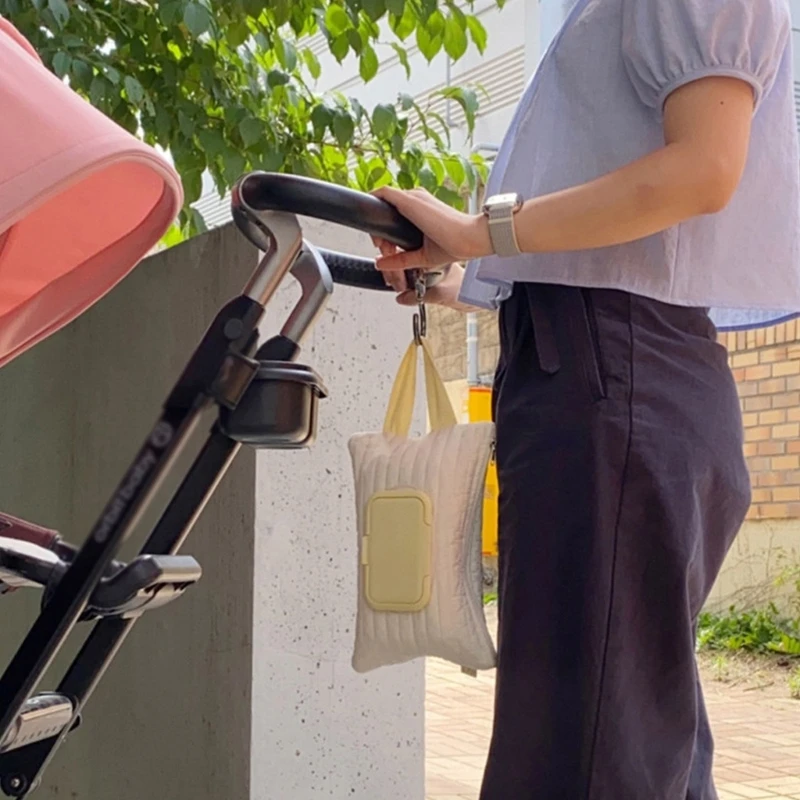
left=2, top=0, right=503, bottom=239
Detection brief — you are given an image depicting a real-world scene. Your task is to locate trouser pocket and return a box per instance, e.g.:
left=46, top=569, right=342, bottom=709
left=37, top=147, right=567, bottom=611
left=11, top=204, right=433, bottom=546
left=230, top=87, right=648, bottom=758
left=574, top=288, right=607, bottom=403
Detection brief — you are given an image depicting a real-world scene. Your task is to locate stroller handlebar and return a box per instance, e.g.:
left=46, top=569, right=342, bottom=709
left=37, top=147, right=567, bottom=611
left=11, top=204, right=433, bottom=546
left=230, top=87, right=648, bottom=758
left=236, top=172, right=424, bottom=252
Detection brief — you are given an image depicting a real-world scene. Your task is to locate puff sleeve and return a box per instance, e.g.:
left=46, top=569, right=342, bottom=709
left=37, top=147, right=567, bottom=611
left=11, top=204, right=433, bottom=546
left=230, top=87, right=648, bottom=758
left=621, top=0, right=791, bottom=115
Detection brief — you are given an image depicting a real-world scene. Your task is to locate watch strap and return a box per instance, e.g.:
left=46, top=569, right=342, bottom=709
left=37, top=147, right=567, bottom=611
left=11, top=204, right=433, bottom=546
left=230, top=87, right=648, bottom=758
left=484, top=196, right=522, bottom=258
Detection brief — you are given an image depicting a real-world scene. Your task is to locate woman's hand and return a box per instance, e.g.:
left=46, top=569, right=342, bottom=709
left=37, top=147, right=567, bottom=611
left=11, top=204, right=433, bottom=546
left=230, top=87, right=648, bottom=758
left=392, top=263, right=480, bottom=312
left=373, top=250, right=481, bottom=312
left=370, top=186, right=493, bottom=275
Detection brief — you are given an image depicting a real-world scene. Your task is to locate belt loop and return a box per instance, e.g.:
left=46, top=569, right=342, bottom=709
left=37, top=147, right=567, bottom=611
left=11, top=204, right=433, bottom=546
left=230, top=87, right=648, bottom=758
left=525, top=285, right=561, bottom=374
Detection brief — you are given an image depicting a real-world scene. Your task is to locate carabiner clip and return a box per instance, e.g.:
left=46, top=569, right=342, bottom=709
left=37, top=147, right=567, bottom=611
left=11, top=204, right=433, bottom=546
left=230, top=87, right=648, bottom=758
left=413, top=272, right=427, bottom=346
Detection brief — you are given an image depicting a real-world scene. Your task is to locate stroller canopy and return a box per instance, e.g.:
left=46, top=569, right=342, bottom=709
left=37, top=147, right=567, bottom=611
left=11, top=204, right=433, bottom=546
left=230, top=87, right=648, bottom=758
left=0, top=18, right=183, bottom=369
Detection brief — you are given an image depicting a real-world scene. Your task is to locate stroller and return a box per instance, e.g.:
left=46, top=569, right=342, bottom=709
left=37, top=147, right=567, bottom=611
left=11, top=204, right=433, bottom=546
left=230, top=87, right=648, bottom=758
left=0, top=17, right=441, bottom=797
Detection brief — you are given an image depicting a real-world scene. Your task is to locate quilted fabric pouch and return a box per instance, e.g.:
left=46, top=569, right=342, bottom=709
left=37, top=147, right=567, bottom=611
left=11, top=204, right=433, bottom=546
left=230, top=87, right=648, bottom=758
left=348, top=338, right=497, bottom=674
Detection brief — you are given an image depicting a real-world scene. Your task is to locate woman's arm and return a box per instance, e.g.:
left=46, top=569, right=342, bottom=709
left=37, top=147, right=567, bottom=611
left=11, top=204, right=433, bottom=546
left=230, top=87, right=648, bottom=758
left=373, top=75, right=756, bottom=274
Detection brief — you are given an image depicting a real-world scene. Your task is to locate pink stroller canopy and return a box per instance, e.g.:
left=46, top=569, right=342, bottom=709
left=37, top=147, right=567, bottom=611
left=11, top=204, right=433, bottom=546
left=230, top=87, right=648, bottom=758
left=0, top=18, right=183, bottom=368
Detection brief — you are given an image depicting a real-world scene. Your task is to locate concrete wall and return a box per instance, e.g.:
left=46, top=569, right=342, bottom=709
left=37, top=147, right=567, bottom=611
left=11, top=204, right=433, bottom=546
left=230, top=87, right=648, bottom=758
left=0, top=219, right=425, bottom=799
left=0, top=224, right=258, bottom=799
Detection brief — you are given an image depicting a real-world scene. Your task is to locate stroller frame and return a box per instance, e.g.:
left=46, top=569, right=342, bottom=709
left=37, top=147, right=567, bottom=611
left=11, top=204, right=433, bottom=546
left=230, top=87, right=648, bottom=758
left=0, top=172, right=436, bottom=797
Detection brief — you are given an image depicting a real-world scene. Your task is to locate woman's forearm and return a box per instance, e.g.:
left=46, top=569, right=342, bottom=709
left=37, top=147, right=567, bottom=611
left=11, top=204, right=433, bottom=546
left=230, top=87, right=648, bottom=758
left=508, top=141, right=739, bottom=255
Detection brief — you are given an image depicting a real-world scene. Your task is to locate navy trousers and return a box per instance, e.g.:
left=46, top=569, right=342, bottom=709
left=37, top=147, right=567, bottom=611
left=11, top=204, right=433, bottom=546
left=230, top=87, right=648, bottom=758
left=481, top=284, right=752, bottom=800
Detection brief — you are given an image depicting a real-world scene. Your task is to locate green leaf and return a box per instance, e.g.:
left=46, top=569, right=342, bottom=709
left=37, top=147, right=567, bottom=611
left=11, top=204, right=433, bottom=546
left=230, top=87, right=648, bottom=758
left=70, top=59, right=93, bottom=86
left=159, top=0, right=187, bottom=26
left=239, top=117, right=263, bottom=148
left=391, top=43, right=410, bottom=79
left=332, top=110, right=355, bottom=148
left=302, top=48, right=322, bottom=80
left=325, top=4, right=351, bottom=37
left=311, top=104, right=333, bottom=138
left=271, top=0, right=293, bottom=26
left=398, top=92, right=414, bottom=111
left=103, top=65, right=121, bottom=85
left=417, top=164, right=437, bottom=192
left=178, top=110, right=195, bottom=137
left=242, top=0, right=263, bottom=15
left=443, top=14, right=468, bottom=60
left=267, top=69, right=290, bottom=87
left=183, top=170, right=204, bottom=205
left=371, top=103, right=396, bottom=137
left=419, top=0, right=437, bottom=20
left=462, top=157, right=478, bottom=192
left=359, top=45, right=379, bottom=82
left=61, top=33, right=83, bottom=49
left=397, top=170, right=414, bottom=190
left=89, top=76, right=107, bottom=106
left=227, top=19, right=251, bottom=47
left=347, top=28, right=364, bottom=55
left=190, top=207, right=208, bottom=235
left=255, top=145, right=286, bottom=173
left=435, top=185, right=465, bottom=209
left=416, top=24, right=442, bottom=62
left=466, top=15, right=488, bottom=53
left=184, top=2, right=212, bottom=38
left=427, top=155, right=446, bottom=185
left=444, top=155, right=466, bottom=187
left=52, top=51, right=71, bottom=79
left=350, top=97, right=365, bottom=123
left=47, top=0, right=69, bottom=28
left=222, top=149, right=247, bottom=186
left=124, top=75, right=145, bottom=106
left=276, top=38, right=297, bottom=71
left=386, top=0, right=404, bottom=14
left=197, top=127, right=226, bottom=157
left=362, top=0, right=386, bottom=21
left=330, top=33, right=349, bottom=62
left=389, top=3, right=415, bottom=41
left=161, top=223, right=186, bottom=249
left=391, top=132, right=404, bottom=160
left=440, top=86, right=480, bottom=130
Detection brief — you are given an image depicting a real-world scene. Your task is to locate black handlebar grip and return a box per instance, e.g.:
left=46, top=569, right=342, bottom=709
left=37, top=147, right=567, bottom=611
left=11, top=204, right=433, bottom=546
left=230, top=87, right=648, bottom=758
left=238, top=172, right=424, bottom=252
left=318, top=249, right=444, bottom=293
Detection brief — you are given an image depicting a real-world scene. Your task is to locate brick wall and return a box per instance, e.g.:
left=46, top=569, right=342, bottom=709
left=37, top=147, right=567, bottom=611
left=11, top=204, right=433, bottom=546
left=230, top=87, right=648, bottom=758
left=720, top=321, right=800, bottom=521
left=428, top=310, right=800, bottom=523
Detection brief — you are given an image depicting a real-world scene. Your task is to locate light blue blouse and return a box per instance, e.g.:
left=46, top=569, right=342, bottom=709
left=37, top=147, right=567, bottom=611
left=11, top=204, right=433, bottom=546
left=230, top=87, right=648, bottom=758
left=459, top=0, right=800, bottom=331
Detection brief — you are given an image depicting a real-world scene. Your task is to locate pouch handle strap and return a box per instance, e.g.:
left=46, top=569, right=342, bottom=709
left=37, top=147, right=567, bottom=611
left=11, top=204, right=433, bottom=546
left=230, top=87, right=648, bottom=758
left=383, top=340, right=458, bottom=437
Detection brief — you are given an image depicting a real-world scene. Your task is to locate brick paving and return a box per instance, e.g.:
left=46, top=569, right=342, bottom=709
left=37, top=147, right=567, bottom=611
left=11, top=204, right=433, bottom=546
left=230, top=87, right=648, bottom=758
left=425, top=608, right=800, bottom=800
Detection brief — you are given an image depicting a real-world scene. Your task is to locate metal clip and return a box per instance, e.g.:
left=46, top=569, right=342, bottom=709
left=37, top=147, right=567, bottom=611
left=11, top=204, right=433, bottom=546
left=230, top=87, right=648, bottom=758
left=413, top=272, right=427, bottom=346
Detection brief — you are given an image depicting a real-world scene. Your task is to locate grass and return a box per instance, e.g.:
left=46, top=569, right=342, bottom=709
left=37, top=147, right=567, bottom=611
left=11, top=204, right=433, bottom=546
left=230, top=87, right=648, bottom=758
left=696, top=604, right=800, bottom=657
left=790, top=667, right=800, bottom=700
left=696, top=602, right=800, bottom=699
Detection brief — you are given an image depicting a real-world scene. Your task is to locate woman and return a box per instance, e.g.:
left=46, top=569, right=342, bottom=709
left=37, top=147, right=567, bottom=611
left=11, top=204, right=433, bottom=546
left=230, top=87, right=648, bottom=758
left=373, top=0, right=800, bottom=798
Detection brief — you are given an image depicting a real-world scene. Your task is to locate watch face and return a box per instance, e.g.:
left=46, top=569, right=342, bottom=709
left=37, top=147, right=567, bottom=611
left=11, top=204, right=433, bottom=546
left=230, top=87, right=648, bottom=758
left=485, top=193, right=522, bottom=212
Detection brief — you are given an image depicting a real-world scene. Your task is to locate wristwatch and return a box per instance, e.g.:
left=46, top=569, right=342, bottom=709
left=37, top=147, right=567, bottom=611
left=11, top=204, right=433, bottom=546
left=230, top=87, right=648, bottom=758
left=482, top=193, right=523, bottom=257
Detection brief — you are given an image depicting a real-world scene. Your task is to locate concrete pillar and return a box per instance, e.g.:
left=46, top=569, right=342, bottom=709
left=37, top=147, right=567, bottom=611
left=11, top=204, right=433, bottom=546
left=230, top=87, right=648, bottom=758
left=250, top=217, right=425, bottom=800
left=0, top=219, right=425, bottom=799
